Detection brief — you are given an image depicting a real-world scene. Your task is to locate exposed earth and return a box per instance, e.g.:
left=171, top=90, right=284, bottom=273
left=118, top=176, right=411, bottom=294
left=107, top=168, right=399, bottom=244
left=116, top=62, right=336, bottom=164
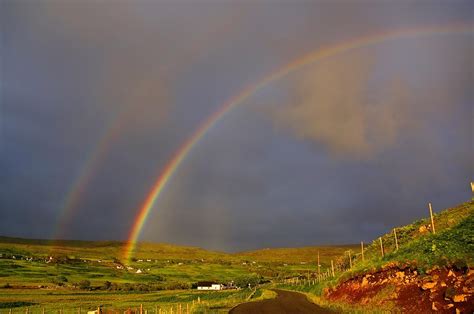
left=325, top=264, right=474, bottom=313
left=229, top=289, right=334, bottom=314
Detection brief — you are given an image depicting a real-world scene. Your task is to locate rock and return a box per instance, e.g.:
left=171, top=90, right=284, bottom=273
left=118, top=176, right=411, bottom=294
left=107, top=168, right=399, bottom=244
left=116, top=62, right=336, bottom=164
left=395, top=271, right=405, bottom=280
left=422, top=282, right=436, bottom=290
left=453, top=294, right=467, bottom=302
left=440, top=281, right=447, bottom=287
left=361, top=277, right=369, bottom=288
left=419, top=225, right=428, bottom=233
left=444, top=304, right=454, bottom=310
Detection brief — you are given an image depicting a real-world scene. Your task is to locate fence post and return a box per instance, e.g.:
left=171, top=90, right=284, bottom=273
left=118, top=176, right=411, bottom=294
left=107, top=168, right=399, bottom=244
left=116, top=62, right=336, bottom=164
left=393, top=228, right=399, bottom=251
left=379, top=237, right=384, bottom=257
left=361, top=241, right=365, bottom=261
left=429, top=203, right=436, bottom=234
left=317, top=251, right=321, bottom=281
left=331, top=260, right=335, bottom=277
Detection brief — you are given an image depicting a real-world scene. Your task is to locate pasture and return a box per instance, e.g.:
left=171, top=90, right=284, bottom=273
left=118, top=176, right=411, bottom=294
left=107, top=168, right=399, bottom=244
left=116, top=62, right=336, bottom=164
left=0, top=237, right=356, bottom=312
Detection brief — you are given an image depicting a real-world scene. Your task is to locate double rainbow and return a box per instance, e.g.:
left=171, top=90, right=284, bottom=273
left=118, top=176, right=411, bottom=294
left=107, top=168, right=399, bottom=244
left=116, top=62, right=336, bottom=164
left=122, top=23, right=472, bottom=261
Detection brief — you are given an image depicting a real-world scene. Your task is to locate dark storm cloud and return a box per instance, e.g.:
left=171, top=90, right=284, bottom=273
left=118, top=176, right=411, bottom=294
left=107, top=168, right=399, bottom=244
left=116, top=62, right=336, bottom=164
left=1, top=0, right=472, bottom=251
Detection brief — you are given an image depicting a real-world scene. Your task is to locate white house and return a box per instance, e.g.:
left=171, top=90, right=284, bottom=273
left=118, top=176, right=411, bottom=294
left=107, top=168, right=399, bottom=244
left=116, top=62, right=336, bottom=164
left=197, top=282, right=223, bottom=290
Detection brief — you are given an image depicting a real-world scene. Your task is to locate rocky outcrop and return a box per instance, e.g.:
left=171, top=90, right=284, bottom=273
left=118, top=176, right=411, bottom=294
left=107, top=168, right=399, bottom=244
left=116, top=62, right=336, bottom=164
left=325, top=265, right=473, bottom=313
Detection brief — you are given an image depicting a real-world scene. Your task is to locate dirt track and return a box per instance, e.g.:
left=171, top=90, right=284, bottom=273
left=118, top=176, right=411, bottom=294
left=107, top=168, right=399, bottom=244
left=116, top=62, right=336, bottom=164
left=229, top=289, right=335, bottom=314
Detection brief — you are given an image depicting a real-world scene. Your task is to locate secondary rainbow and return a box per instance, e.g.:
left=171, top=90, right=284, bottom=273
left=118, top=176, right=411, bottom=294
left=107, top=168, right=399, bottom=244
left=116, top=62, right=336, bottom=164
left=51, top=108, right=130, bottom=245
left=123, top=23, right=472, bottom=261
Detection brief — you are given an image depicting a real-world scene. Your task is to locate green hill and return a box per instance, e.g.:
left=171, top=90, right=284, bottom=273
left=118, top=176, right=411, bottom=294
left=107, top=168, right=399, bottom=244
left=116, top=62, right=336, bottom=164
left=236, top=244, right=359, bottom=265
left=357, top=200, right=474, bottom=271
left=279, top=200, right=474, bottom=313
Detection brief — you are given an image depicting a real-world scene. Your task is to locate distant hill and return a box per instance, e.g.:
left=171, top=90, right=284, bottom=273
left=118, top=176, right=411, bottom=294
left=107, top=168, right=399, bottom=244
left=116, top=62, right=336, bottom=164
left=235, top=245, right=359, bottom=265
left=0, top=235, right=356, bottom=264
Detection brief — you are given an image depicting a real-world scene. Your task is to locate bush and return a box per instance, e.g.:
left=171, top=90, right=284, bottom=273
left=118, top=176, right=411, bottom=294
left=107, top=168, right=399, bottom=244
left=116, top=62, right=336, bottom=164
left=103, top=281, right=112, bottom=290
left=51, top=275, right=68, bottom=286
left=234, top=275, right=261, bottom=288
left=78, top=279, right=91, bottom=290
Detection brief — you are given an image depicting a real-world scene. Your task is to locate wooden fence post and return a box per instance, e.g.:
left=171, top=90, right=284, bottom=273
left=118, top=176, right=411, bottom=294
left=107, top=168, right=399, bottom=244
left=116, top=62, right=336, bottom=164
left=361, top=241, right=365, bottom=261
left=331, top=260, right=335, bottom=277
left=317, top=251, right=321, bottom=281
left=429, top=203, right=436, bottom=234
left=379, top=237, right=384, bottom=257
left=393, top=228, right=399, bottom=251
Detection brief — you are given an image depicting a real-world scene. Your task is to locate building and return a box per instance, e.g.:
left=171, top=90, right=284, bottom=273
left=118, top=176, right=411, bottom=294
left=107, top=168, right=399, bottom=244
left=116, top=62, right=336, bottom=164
left=196, top=281, right=223, bottom=290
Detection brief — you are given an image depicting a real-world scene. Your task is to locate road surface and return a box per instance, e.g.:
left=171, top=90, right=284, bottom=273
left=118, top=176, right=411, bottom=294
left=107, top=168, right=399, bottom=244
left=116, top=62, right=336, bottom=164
left=229, top=289, right=335, bottom=314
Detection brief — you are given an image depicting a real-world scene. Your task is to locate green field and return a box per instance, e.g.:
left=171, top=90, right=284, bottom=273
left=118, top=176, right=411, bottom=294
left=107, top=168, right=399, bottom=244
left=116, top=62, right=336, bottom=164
left=4, top=200, right=470, bottom=313
left=0, top=235, right=355, bottom=312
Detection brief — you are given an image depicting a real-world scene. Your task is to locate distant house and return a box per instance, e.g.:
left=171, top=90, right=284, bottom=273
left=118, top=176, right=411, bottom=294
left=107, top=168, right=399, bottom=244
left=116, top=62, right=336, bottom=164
left=197, top=281, right=223, bottom=290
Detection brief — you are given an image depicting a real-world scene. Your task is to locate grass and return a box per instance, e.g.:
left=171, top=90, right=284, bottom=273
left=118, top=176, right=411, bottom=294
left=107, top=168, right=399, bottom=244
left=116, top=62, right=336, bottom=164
left=0, top=234, right=356, bottom=311
left=2, top=201, right=470, bottom=312
left=276, top=200, right=474, bottom=312
left=0, top=288, right=254, bottom=313
left=345, top=200, right=474, bottom=277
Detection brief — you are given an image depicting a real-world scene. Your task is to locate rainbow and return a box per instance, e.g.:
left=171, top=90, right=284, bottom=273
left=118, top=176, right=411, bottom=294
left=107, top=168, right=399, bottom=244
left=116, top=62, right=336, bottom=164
left=51, top=108, right=130, bottom=244
left=123, top=24, right=472, bottom=261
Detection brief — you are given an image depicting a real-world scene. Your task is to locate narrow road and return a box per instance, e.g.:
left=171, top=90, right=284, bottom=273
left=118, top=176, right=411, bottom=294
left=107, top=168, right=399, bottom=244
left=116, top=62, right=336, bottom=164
left=229, top=289, right=335, bottom=314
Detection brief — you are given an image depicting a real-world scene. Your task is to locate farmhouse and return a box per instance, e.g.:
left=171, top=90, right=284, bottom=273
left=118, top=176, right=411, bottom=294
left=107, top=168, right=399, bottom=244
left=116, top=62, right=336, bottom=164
left=196, top=281, right=223, bottom=290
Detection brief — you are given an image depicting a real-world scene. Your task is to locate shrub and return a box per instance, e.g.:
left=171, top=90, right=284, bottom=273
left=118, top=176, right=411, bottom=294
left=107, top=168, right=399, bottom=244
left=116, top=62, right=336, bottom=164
left=78, top=279, right=91, bottom=290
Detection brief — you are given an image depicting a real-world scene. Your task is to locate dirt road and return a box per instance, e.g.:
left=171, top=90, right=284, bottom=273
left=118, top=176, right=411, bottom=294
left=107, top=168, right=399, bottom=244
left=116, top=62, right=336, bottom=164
left=229, top=289, right=335, bottom=314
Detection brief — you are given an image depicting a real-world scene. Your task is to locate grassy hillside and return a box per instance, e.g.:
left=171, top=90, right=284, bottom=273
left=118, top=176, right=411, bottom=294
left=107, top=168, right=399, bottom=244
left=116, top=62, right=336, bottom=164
left=278, top=200, right=474, bottom=313
left=0, top=237, right=228, bottom=262
left=354, top=200, right=474, bottom=272
left=235, top=244, right=359, bottom=265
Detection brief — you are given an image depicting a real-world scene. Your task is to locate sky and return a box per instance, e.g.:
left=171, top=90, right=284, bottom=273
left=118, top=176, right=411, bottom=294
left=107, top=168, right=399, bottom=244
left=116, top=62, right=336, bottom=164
left=1, top=0, right=472, bottom=252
